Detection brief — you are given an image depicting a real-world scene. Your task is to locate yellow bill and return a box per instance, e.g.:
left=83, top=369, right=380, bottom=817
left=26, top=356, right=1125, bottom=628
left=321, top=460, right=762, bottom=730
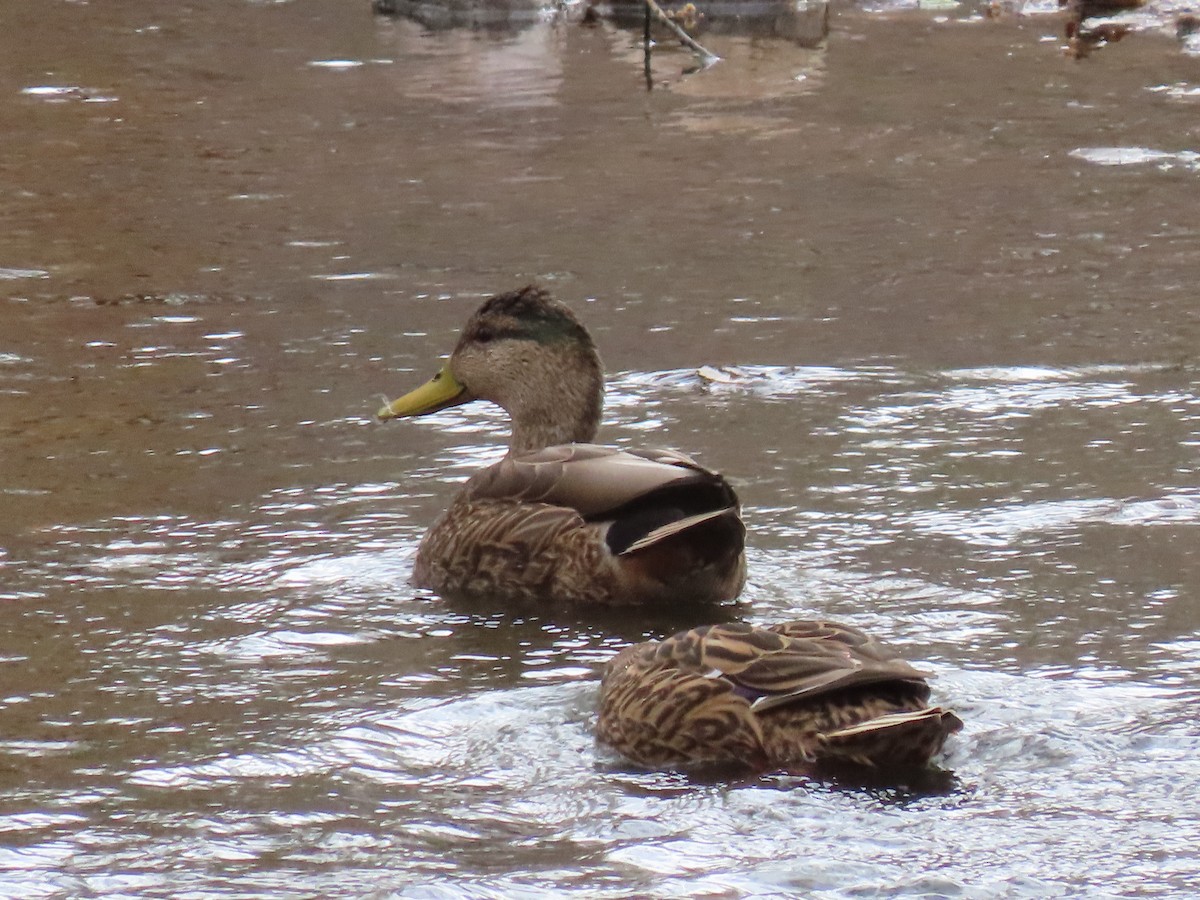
left=377, top=363, right=470, bottom=420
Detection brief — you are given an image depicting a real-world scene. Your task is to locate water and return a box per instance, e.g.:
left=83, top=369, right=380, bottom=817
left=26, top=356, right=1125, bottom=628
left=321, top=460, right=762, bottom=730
left=2, top=0, right=1199, bottom=895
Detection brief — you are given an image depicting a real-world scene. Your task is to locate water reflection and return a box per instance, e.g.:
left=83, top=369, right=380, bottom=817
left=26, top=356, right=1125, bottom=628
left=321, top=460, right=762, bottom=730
left=375, top=18, right=568, bottom=108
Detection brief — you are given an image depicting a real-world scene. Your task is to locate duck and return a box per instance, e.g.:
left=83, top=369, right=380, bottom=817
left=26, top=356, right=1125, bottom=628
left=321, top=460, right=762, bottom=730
left=596, top=620, right=962, bottom=772
left=377, top=285, right=746, bottom=607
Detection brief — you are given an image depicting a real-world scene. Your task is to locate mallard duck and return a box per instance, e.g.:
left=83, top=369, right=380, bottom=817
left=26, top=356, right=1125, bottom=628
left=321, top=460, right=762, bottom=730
left=597, top=620, right=962, bottom=772
left=377, top=285, right=746, bottom=607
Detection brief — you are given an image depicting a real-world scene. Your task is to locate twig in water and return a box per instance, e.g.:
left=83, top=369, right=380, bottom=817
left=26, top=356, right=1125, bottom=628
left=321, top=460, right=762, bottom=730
left=644, top=0, right=653, bottom=89
left=643, top=0, right=720, bottom=65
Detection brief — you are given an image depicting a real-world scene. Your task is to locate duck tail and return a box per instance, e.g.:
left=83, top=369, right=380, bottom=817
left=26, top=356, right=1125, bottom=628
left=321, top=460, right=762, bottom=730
left=818, top=707, right=963, bottom=769
left=616, top=507, right=743, bottom=557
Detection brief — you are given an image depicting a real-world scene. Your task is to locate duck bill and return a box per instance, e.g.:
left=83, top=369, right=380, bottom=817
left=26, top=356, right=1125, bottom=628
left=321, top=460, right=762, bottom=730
left=377, top=363, right=471, bottom=420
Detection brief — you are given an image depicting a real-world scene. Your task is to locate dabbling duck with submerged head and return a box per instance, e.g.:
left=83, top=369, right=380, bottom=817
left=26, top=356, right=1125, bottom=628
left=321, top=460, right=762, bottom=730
left=597, top=619, right=962, bottom=774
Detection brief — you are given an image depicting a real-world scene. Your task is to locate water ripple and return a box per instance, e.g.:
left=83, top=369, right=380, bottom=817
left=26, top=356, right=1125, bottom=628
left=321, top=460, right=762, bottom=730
left=3, top=359, right=1198, bottom=896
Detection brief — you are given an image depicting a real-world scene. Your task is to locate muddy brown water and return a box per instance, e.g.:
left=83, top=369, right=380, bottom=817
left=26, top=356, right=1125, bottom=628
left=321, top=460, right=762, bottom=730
left=2, top=0, right=1199, bottom=895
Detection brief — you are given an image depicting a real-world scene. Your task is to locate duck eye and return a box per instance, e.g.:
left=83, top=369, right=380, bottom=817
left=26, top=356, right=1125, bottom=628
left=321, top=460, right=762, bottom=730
left=474, top=328, right=496, bottom=344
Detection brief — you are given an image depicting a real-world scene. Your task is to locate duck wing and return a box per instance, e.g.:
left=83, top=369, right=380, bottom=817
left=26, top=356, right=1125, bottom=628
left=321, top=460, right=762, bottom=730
left=461, top=443, right=733, bottom=519
left=464, top=442, right=744, bottom=564
left=660, top=621, right=932, bottom=714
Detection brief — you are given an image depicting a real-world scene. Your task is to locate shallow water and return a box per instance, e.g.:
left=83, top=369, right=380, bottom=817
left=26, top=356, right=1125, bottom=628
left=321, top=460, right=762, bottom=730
left=2, top=0, right=1200, bottom=896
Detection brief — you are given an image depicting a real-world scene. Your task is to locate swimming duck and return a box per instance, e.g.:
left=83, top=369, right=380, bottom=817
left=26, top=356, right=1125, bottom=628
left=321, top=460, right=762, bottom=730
left=597, top=620, right=962, bottom=772
left=377, top=286, right=746, bottom=607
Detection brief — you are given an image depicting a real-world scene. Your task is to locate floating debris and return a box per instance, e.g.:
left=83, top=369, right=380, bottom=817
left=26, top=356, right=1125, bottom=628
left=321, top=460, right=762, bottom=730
left=696, top=364, right=769, bottom=385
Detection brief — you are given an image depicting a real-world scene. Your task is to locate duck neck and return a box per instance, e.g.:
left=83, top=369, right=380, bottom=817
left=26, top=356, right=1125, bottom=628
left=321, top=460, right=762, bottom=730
left=505, top=357, right=603, bottom=456
left=508, top=391, right=602, bottom=456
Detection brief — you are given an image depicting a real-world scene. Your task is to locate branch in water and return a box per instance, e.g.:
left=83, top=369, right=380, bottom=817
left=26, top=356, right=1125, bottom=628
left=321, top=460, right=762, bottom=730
left=644, top=0, right=720, bottom=64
